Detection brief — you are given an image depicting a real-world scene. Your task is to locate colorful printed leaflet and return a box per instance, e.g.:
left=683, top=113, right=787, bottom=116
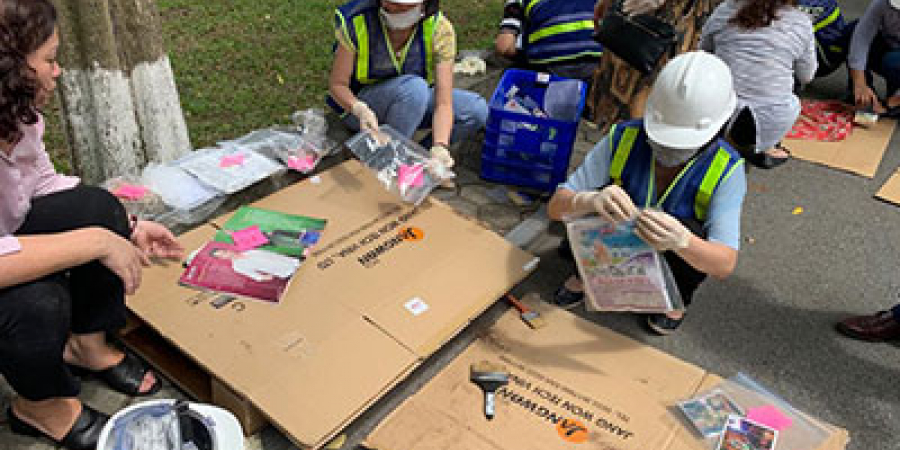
left=566, top=216, right=672, bottom=312
left=715, top=416, right=778, bottom=450
left=214, top=206, right=326, bottom=259
left=679, top=389, right=745, bottom=437
left=180, top=242, right=300, bottom=304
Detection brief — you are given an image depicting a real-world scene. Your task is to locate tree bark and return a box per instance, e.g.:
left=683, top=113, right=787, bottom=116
left=52, top=0, right=191, bottom=183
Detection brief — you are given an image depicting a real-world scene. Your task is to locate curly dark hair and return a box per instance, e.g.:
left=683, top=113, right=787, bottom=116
left=729, top=0, right=798, bottom=30
left=0, top=0, right=57, bottom=144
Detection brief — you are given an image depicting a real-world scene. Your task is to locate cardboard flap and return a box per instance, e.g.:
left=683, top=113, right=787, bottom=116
left=785, top=119, right=896, bottom=178
left=876, top=168, right=900, bottom=205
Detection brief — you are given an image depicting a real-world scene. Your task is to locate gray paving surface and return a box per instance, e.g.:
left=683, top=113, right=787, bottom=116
left=3, top=1, right=899, bottom=447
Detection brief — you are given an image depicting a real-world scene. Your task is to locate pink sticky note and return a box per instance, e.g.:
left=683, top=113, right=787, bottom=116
left=746, top=405, right=793, bottom=431
left=112, top=184, right=149, bottom=201
left=397, top=164, right=424, bottom=189
left=230, top=226, right=269, bottom=251
left=287, top=154, right=317, bottom=172
left=220, top=154, right=246, bottom=168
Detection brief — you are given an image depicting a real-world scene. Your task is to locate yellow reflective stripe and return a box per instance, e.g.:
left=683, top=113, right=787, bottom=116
left=814, top=7, right=841, bottom=32
left=354, top=15, right=371, bottom=83
left=529, top=20, right=595, bottom=44
left=337, top=12, right=355, bottom=53
left=694, top=149, right=730, bottom=221
left=610, top=125, right=635, bottom=187
left=530, top=50, right=603, bottom=64
left=423, top=15, right=437, bottom=84
left=524, top=0, right=547, bottom=17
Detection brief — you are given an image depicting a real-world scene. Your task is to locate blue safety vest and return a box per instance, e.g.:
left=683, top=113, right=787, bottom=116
left=608, top=120, right=744, bottom=222
left=328, top=0, right=439, bottom=114
left=798, top=0, right=848, bottom=69
left=522, top=0, right=602, bottom=65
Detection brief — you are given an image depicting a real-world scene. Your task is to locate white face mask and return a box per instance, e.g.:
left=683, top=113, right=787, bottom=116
left=648, top=140, right=696, bottom=168
left=380, top=6, right=423, bottom=30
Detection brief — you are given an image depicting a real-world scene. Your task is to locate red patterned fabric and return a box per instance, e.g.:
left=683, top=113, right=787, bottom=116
left=786, top=100, right=854, bottom=141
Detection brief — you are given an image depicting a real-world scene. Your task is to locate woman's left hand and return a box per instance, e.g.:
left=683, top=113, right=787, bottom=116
left=131, top=220, right=184, bottom=260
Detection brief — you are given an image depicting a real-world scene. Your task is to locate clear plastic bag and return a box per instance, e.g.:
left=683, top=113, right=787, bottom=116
left=102, top=174, right=169, bottom=221
left=291, top=109, right=341, bottom=157
left=345, top=125, right=454, bottom=205
left=175, top=147, right=284, bottom=194
left=565, top=215, right=683, bottom=312
left=679, top=373, right=833, bottom=450
left=108, top=403, right=181, bottom=450
left=141, top=163, right=226, bottom=227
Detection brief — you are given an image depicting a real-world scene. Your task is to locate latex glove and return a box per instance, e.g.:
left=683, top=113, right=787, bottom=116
left=622, top=0, right=664, bottom=15
left=430, top=145, right=454, bottom=168
left=571, top=185, right=637, bottom=223
left=351, top=100, right=379, bottom=134
left=635, top=209, right=691, bottom=252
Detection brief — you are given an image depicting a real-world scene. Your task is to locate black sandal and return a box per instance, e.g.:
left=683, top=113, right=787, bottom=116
left=760, top=144, right=791, bottom=169
left=69, top=351, right=162, bottom=397
left=8, top=404, right=109, bottom=450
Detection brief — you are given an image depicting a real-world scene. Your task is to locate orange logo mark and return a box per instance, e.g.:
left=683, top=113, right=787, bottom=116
left=557, top=418, right=589, bottom=444
left=399, top=227, right=424, bottom=241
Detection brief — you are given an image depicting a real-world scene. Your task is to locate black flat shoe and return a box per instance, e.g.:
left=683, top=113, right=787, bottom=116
left=69, top=350, right=162, bottom=397
left=551, top=285, right=585, bottom=310
left=8, top=404, right=109, bottom=450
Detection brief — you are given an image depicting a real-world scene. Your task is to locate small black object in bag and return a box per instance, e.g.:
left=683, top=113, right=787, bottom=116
left=593, top=1, right=677, bottom=75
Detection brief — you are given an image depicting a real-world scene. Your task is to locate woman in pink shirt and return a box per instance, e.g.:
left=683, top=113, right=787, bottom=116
left=0, top=2, right=183, bottom=449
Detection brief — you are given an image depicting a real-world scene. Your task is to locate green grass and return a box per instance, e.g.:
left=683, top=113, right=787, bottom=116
left=47, top=0, right=499, bottom=174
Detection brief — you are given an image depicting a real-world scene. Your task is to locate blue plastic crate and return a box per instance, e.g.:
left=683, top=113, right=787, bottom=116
left=480, top=69, right=586, bottom=192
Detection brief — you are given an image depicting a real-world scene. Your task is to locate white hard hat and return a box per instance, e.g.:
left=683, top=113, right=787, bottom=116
left=644, top=51, right=737, bottom=150
left=383, top=0, right=426, bottom=4
left=97, top=400, right=244, bottom=450
left=890, top=0, right=900, bottom=10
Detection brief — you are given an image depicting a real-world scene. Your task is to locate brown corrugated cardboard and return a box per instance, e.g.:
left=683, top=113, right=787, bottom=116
left=785, top=119, right=895, bottom=178
left=876, top=168, right=900, bottom=206
left=365, top=299, right=849, bottom=450
left=127, top=160, right=538, bottom=449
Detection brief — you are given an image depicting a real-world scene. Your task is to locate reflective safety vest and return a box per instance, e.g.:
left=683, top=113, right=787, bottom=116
left=328, top=0, right=439, bottom=114
left=608, top=120, right=744, bottom=223
left=798, top=0, right=848, bottom=63
left=523, top=0, right=602, bottom=65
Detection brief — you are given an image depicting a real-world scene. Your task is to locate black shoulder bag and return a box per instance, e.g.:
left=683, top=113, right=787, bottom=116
left=593, top=1, right=678, bottom=75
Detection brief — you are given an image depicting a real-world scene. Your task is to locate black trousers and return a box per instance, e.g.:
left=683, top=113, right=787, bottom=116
left=0, top=185, right=131, bottom=400
left=559, top=218, right=708, bottom=308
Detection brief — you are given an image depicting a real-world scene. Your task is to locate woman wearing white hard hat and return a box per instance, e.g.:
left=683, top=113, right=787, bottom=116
left=700, top=0, right=817, bottom=168
left=548, top=52, right=747, bottom=335
left=328, top=0, right=488, bottom=169
left=846, top=0, right=900, bottom=117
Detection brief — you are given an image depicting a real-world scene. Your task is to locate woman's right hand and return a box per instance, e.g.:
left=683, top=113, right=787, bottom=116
left=98, top=229, right=148, bottom=295
left=854, top=83, right=885, bottom=113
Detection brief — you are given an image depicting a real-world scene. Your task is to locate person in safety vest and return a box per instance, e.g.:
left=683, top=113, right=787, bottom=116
left=547, top=52, right=747, bottom=335
left=847, top=0, right=900, bottom=116
left=494, top=0, right=603, bottom=84
left=329, top=0, right=488, bottom=168
left=797, top=0, right=853, bottom=78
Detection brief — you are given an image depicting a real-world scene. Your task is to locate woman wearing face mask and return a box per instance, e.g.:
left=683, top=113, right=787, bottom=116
left=0, top=1, right=184, bottom=448
left=328, top=0, right=489, bottom=169
left=547, top=52, right=747, bottom=335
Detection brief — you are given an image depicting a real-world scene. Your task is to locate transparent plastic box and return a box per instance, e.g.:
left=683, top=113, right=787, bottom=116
left=345, top=125, right=454, bottom=205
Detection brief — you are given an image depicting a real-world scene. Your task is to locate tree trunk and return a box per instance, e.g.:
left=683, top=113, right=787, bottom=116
left=52, top=0, right=191, bottom=183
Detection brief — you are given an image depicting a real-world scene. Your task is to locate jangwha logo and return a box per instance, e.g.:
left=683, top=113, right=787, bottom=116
left=399, top=227, right=424, bottom=241
left=557, top=417, right=590, bottom=443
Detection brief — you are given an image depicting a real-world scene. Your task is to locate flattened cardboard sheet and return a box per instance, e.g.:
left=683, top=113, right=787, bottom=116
left=785, top=119, right=895, bottom=178
left=876, top=168, right=900, bottom=205
left=365, top=300, right=849, bottom=450
left=129, top=160, right=537, bottom=449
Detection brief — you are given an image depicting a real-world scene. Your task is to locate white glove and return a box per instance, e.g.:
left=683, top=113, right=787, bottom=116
left=430, top=145, right=454, bottom=168
left=635, top=209, right=691, bottom=252
left=622, top=0, right=664, bottom=15
left=571, top=185, right=637, bottom=223
left=351, top=100, right=379, bottom=134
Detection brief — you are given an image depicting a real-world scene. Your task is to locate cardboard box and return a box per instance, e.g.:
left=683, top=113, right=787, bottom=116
left=126, top=160, right=538, bottom=448
left=365, top=300, right=850, bottom=450
left=876, top=168, right=900, bottom=206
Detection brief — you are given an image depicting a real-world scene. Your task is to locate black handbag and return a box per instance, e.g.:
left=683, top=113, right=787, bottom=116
left=593, top=1, right=677, bottom=75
